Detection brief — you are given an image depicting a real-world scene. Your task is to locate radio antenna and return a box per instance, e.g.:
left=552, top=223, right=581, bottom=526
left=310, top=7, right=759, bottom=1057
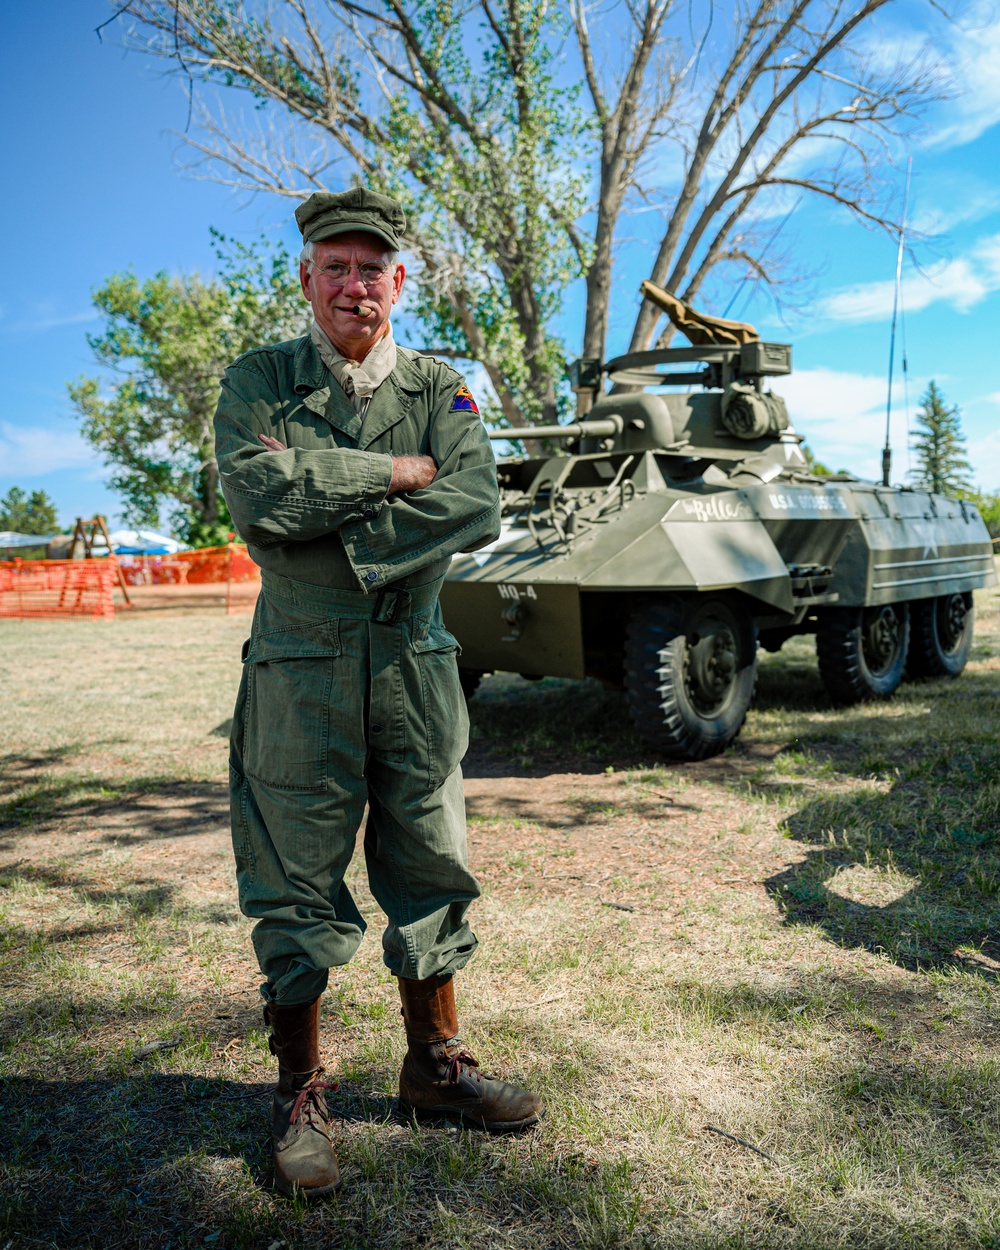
left=883, top=157, right=912, bottom=487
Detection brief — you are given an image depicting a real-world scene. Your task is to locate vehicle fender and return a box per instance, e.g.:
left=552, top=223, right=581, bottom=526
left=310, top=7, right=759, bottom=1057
left=828, top=493, right=997, bottom=605
left=583, top=493, right=793, bottom=613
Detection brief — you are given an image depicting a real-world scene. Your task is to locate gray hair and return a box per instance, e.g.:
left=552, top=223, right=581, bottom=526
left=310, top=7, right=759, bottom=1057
left=299, top=239, right=399, bottom=266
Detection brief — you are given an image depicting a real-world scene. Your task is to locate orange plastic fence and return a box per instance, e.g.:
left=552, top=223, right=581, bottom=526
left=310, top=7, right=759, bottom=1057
left=117, top=543, right=261, bottom=614
left=0, top=558, right=117, bottom=620
left=1, top=545, right=261, bottom=619
left=118, top=544, right=261, bottom=587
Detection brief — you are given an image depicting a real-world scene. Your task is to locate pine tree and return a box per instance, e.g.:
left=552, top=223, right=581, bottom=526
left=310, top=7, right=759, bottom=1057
left=910, top=381, right=973, bottom=496
left=0, top=487, right=59, bottom=535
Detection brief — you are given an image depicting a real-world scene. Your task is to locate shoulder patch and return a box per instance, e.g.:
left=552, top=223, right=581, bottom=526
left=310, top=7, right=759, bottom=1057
left=451, top=385, right=479, bottom=414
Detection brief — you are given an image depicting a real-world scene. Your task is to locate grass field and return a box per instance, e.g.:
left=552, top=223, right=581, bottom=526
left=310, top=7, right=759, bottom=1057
left=1, top=577, right=999, bottom=1249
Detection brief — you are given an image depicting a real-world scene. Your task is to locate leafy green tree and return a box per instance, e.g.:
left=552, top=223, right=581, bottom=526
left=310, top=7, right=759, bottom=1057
left=0, top=487, right=60, bottom=535
left=68, top=232, right=306, bottom=545
left=966, top=489, right=1000, bottom=539
left=116, top=0, right=943, bottom=424
left=909, top=381, right=973, bottom=497
left=801, top=443, right=833, bottom=477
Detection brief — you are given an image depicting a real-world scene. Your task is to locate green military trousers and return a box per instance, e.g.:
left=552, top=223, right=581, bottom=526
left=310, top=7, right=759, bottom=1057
left=228, top=569, right=480, bottom=1005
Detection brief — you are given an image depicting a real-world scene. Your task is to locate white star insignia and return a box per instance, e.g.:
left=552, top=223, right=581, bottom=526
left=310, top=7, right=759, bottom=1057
left=909, top=519, right=939, bottom=560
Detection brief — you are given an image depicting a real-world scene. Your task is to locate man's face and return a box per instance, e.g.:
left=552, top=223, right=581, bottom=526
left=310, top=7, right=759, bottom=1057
left=300, top=231, right=405, bottom=360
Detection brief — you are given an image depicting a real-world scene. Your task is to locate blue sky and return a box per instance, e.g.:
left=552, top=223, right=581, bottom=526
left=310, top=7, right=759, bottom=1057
left=2, top=0, right=1000, bottom=529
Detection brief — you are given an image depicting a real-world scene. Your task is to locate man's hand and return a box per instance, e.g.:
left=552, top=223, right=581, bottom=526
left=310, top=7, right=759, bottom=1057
left=388, top=455, right=437, bottom=494
left=258, top=434, right=436, bottom=496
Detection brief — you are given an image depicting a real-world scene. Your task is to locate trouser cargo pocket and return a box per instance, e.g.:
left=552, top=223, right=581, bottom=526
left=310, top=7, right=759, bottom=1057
left=409, top=615, right=469, bottom=790
left=242, top=597, right=342, bottom=792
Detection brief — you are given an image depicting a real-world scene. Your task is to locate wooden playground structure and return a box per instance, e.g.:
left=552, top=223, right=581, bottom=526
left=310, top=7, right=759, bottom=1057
left=0, top=517, right=260, bottom=619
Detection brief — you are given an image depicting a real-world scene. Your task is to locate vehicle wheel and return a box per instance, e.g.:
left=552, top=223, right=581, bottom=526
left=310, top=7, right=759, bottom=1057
left=816, top=603, right=910, bottom=704
left=458, top=668, right=484, bottom=701
left=624, top=597, right=757, bottom=760
left=907, top=592, right=974, bottom=678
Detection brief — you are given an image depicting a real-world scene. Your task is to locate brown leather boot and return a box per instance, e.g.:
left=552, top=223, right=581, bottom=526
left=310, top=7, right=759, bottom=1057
left=264, top=997, right=341, bottom=1198
left=396, top=975, right=544, bottom=1134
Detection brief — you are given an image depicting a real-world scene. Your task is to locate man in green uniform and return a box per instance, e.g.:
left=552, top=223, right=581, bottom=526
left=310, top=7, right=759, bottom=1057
left=215, top=187, right=544, bottom=1199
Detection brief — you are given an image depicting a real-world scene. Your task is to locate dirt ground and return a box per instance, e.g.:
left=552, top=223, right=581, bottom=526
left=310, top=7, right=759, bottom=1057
left=2, top=581, right=1000, bottom=1249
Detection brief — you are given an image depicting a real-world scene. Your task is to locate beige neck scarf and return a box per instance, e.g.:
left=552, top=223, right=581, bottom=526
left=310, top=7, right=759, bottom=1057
left=310, top=319, right=398, bottom=416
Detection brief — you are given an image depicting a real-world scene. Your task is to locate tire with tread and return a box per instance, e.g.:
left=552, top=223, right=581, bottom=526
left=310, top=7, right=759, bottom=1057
left=816, top=603, right=909, bottom=705
left=906, top=592, right=974, bottom=678
left=624, top=597, right=757, bottom=760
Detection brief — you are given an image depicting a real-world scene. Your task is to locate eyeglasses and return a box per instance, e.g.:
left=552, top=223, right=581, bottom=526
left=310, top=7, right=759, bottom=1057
left=310, top=261, right=393, bottom=286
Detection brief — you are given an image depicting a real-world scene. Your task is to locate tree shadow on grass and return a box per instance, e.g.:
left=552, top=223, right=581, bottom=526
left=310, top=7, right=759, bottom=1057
left=0, top=1072, right=649, bottom=1250
left=2, top=1060, right=992, bottom=1250
left=0, top=861, right=177, bottom=915
left=0, top=746, right=86, bottom=782
left=0, top=773, right=228, bottom=849
left=765, top=732, right=1000, bottom=977
left=462, top=671, right=804, bottom=778
left=0, top=1073, right=278, bottom=1249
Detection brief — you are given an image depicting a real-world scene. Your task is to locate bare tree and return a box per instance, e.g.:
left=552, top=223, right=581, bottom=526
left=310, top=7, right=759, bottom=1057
left=111, top=0, right=944, bottom=424
left=620, top=0, right=942, bottom=356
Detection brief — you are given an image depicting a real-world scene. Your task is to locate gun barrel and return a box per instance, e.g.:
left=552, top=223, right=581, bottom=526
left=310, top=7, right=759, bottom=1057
left=487, top=416, right=622, bottom=441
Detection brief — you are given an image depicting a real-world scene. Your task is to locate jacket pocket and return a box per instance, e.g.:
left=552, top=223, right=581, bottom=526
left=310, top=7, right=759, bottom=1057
left=411, top=621, right=468, bottom=789
left=242, top=621, right=341, bottom=792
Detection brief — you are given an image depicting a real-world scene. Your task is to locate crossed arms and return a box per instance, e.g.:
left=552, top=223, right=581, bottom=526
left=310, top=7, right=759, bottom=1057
left=213, top=357, right=501, bottom=586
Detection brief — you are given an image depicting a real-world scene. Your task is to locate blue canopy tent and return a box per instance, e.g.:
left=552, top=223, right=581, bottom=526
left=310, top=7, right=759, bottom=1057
left=107, top=529, right=186, bottom=556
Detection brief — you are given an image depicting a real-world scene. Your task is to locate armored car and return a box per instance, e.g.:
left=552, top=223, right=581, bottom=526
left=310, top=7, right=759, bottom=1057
left=442, top=337, right=996, bottom=760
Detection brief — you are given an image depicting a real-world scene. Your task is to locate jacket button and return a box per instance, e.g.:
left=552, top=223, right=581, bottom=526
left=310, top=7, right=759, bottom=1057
left=371, top=723, right=384, bottom=734
left=366, top=570, right=378, bottom=582
left=363, top=506, right=377, bottom=518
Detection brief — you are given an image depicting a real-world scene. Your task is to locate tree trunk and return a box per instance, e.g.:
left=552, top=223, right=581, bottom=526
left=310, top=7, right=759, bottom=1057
left=198, top=449, right=220, bottom=527
left=578, top=172, right=623, bottom=415
left=507, top=278, right=559, bottom=426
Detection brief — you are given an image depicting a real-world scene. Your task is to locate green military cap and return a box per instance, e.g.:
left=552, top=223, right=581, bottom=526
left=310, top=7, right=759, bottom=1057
left=295, top=187, right=406, bottom=251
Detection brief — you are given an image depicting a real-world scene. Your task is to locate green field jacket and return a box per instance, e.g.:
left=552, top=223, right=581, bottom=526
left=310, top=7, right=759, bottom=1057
left=214, top=334, right=501, bottom=591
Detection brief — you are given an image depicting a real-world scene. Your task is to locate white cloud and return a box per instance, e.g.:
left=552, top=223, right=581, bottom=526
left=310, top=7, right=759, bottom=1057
left=0, top=309, right=98, bottom=334
left=967, top=428, right=1000, bottom=491
left=778, top=367, right=919, bottom=481
left=780, top=368, right=887, bottom=428
left=925, top=6, right=1000, bottom=150
left=908, top=188, right=1000, bottom=238
left=821, top=234, right=1000, bottom=323
left=0, top=422, right=100, bottom=477
left=774, top=368, right=1000, bottom=487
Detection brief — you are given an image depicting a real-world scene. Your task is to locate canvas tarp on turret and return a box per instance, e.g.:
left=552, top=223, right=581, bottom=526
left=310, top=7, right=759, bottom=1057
left=640, top=281, right=759, bottom=347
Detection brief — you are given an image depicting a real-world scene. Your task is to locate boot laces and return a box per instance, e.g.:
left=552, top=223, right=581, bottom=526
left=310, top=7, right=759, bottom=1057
left=445, top=1045, right=482, bottom=1085
left=289, top=1072, right=339, bottom=1127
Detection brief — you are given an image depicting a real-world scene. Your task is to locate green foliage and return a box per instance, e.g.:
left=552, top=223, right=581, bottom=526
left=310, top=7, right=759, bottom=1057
left=0, top=487, right=59, bottom=536
left=182, top=494, right=236, bottom=549
left=909, top=381, right=973, bottom=496
left=966, top=489, right=1000, bottom=539
left=122, top=0, right=938, bottom=435
left=801, top=443, right=834, bottom=476
left=132, top=0, right=589, bottom=427
left=370, top=0, right=589, bottom=424
left=68, top=232, right=305, bottom=543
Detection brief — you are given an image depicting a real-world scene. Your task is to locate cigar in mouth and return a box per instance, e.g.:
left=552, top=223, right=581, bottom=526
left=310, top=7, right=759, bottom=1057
left=352, top=305, right=374, bottom=318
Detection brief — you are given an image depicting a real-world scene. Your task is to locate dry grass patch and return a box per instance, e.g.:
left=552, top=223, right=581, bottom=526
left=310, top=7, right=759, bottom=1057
left=2, top=577, right=1000, bottom=1247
